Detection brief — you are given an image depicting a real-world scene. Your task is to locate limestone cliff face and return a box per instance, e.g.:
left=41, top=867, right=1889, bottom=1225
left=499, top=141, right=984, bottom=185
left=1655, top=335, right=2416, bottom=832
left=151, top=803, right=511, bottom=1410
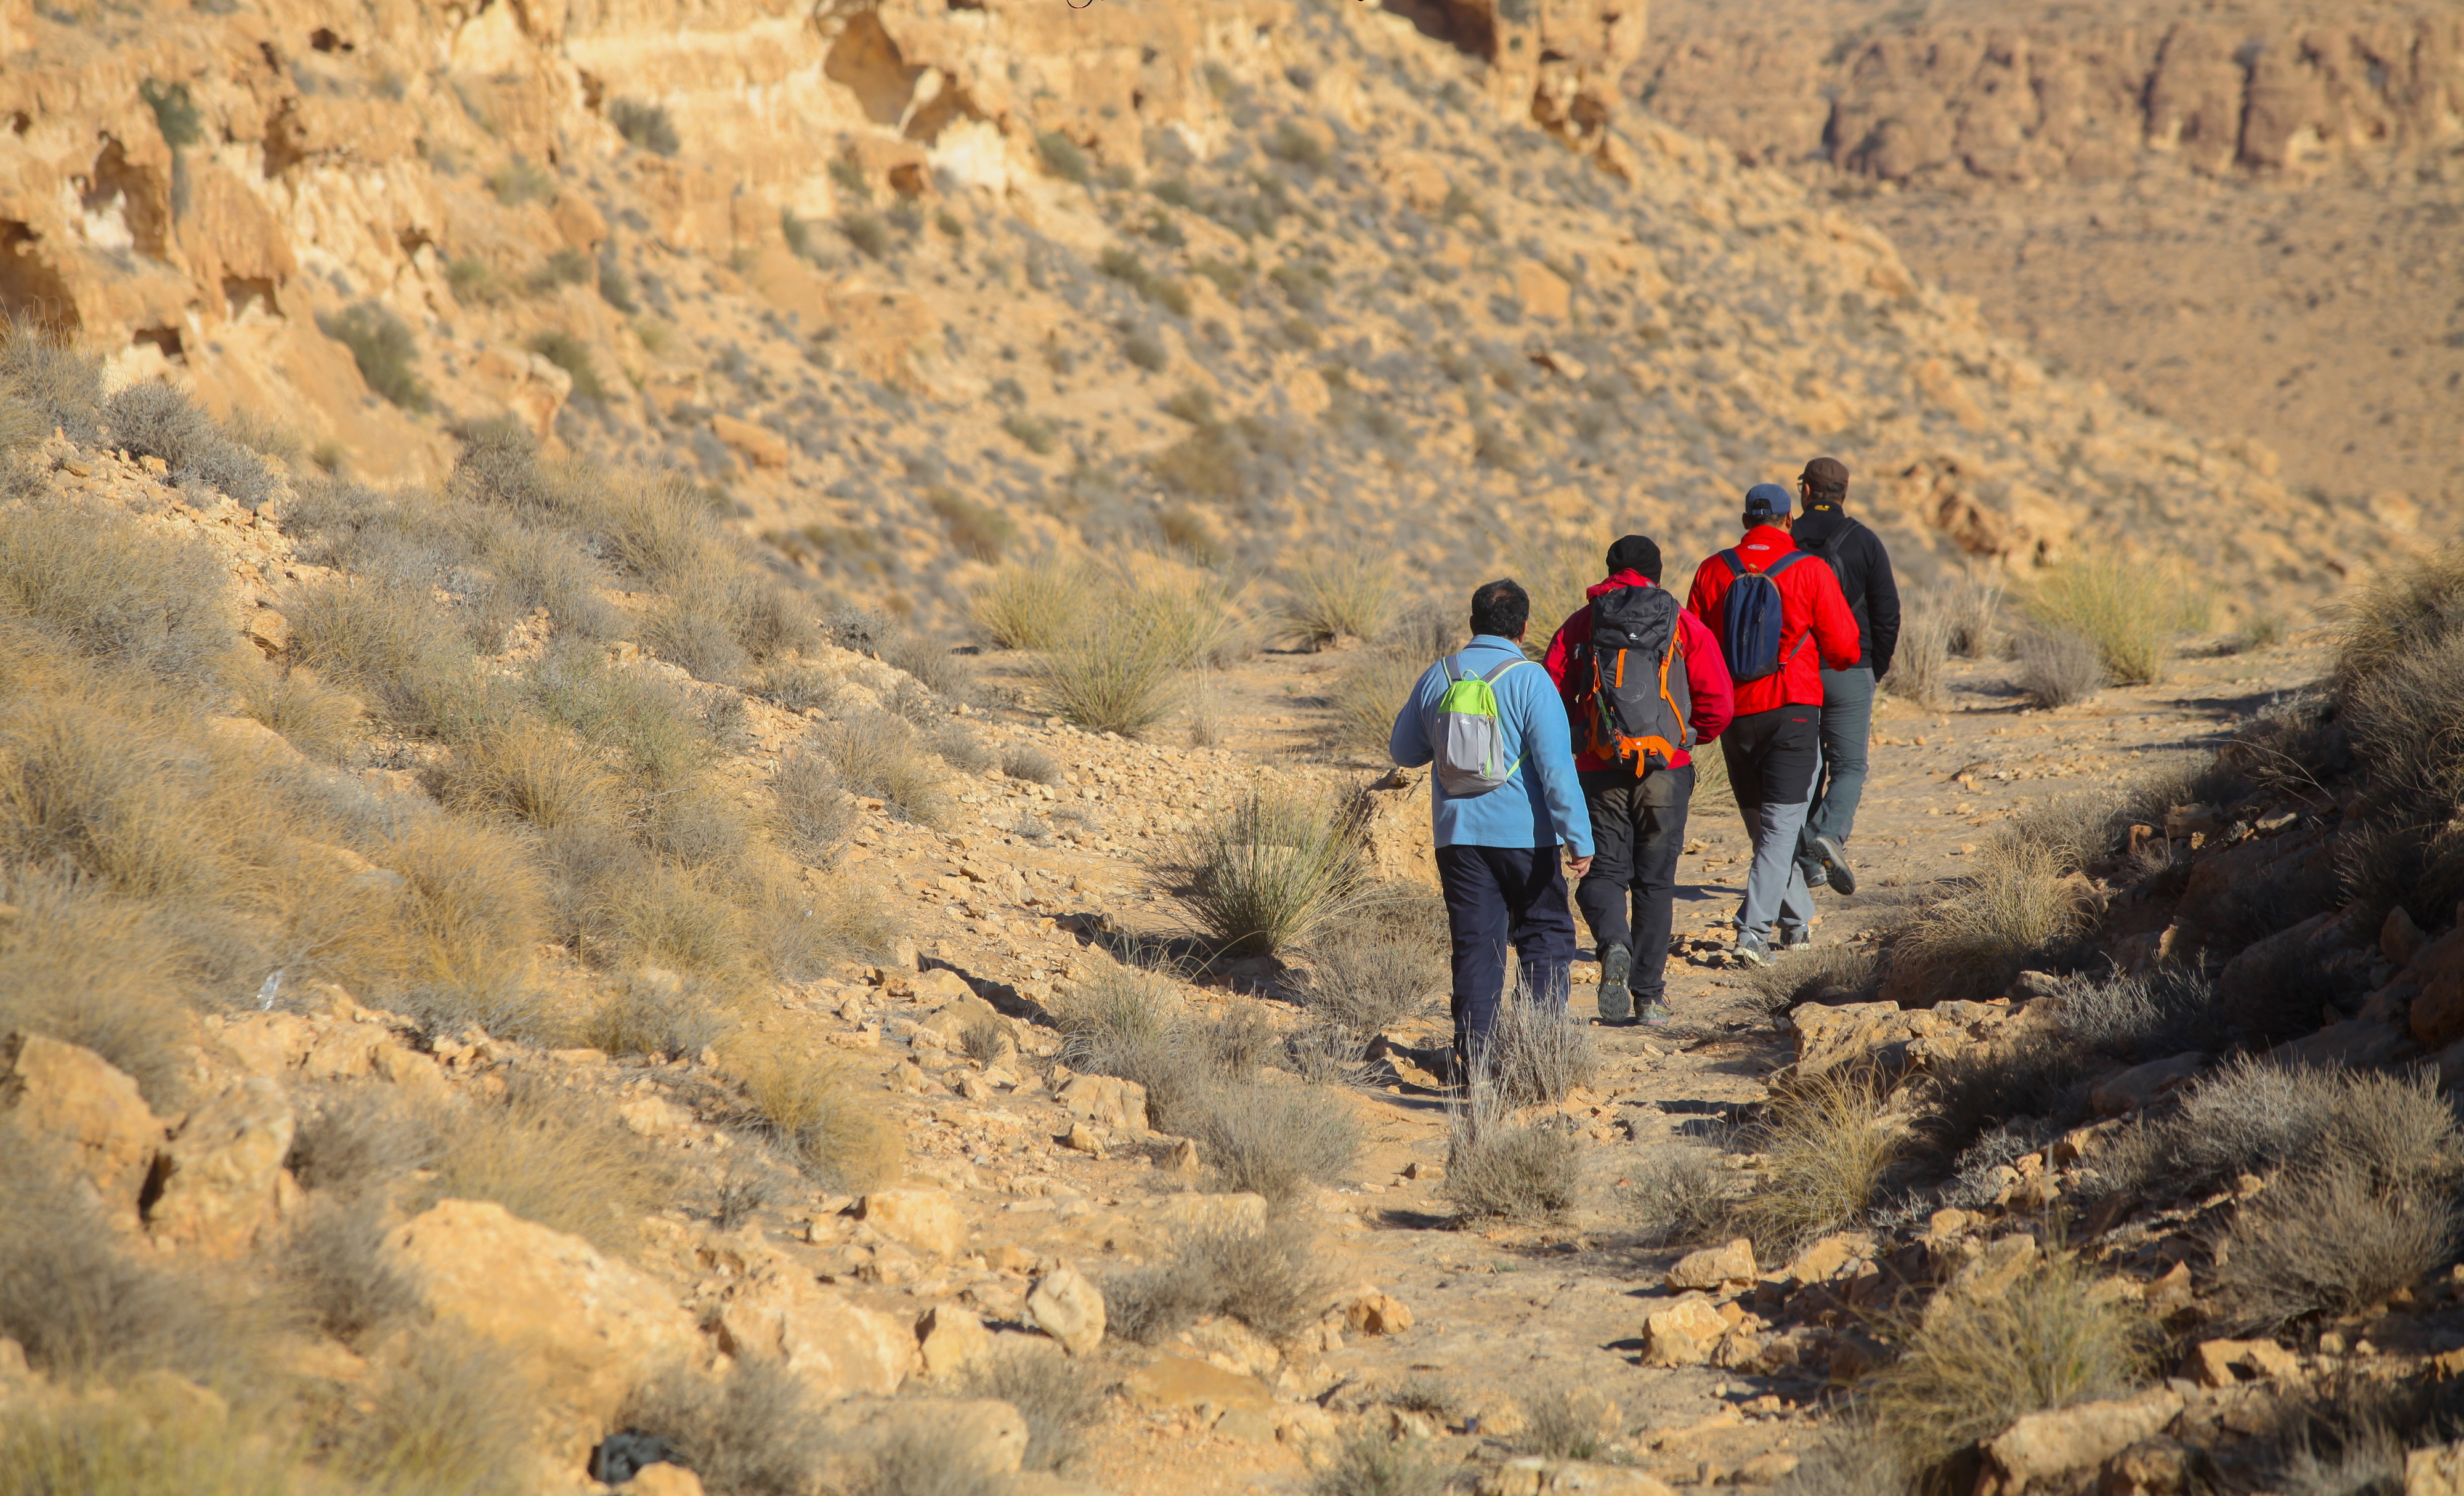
left=1635, top=6, right=2464, bottom=182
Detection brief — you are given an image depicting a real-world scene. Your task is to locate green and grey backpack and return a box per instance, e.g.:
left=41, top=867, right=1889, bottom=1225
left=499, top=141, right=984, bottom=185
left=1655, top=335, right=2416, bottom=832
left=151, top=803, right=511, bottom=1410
left=1431, top=653, right=1529, bottom=797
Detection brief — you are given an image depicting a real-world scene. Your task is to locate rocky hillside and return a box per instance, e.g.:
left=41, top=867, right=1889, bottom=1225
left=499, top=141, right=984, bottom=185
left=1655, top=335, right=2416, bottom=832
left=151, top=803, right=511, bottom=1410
left=1636, top=0, right=2464, bottom=532
left=0, top=0, right=2391, bottom=627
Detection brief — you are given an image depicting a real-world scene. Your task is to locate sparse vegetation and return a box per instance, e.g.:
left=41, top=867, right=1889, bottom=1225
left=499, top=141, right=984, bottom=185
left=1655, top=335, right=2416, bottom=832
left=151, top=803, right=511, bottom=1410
left=1884, top=607, right=1950, bottom=706
left=609, top=97, right=681, bottom=155
left=812, top=711, right=949, bottom=827
left=2014, top=626, right=2104, bottom=707
left=103, top=382, right=275, bottom=509
left=1886, top=839, right=2089, bottom=1005
left=1284, top=554, right=1397, bottom=647
left=1734, top=1070, right=1901, bottom=1253
left=734, top=1049, right=902, bottom=1190
left=1444, top=1092, right=1579, bottom=1221
left=618, top=1358, right=827, bottom=1496
left=1104, top=1220, right=1336, bottom=1345
left=1308, top=1431, right=1452, bottom=1496
left=971, top=554, right=1095, bottom=650
left=2029, top=552, right=2173, bottom=685
left=960, top=1342, right=1108, bottom=1472
left=1159, top=791, right=1364, bottom=957
left=1291, top=891, right=1448, bottom=1035
left=317, top=303, right=431, bottom=411
left=421, top=1078, right=674, bottom=1255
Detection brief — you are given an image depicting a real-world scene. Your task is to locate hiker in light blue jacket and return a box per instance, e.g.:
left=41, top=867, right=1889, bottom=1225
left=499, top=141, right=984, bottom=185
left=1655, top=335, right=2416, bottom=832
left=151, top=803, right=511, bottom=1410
left=1389, top=578, right=1595, bottom=1081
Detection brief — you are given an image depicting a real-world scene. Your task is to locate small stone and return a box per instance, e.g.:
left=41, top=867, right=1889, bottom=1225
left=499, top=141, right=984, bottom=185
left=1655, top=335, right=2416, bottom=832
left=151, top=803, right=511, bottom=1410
left=915, top=1304, right=994, bottom=1381
left=1402, top=1158, right=1444, bottom=1180
left=1061, top=1122, right=1104, bottom=1156
left=1666, top=1238, right=1757, bottom=1291
left=1344, top=1293, right=1414, bottom=1336
left=1642, top=1295, right=1729, bottom=1367
left=857, top=1187, right=965, bottom=1259
left=1026, top=1266, right=1106, bottom=1356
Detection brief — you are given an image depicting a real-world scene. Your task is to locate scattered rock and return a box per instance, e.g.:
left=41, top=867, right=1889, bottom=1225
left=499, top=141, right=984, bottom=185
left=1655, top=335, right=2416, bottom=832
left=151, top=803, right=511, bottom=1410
left=814, top=1396, right=1029, bottom=1479
left=710, top=1261, right=920, bottom=1401
left=631, top=1465, right=705, bottom=1496
left=145, top=1076, right=295, bottom=1258
left=1345, top=1293, right=1414, bottom=1336
left=2088, top=1052, right=2206, bottom=1116
left=1, top=1032, right=166, bottom=1218
left=1642, top=1295, right=1730, bottom=1367
left=858, top=1186, right=966, bottom=1259
left=2186, top=1337, right=2302, bottom=1388
left=1061, top=1122, right=1106, bottom=1156
left=1057, top=1073, right=1147, bottom=1130
left=1160, top=1136, right=1202, bottom=1175
left=2405, top=1439, right=2464, bottom=1496
left=1982, top=1389, right=2183, bottom=1494
left=1666, top=1238, right=1757, bottom=1291
left=1027, top=1266, right=1105, bottom=1356
left=2385, top=905, right=2429, bottom=968
left=916, top=1304, right=995, bottom=1382
left=1781, top=1232, right=1872, bottom=1284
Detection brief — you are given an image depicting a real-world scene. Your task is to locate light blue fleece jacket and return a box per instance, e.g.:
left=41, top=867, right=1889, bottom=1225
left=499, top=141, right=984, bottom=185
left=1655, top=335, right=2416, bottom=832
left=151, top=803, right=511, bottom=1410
left=1387, top=636, right=1594, bottom=856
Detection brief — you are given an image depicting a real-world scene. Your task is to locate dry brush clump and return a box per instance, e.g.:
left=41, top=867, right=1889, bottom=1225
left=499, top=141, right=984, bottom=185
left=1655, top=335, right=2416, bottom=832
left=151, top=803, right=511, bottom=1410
left=617, top=1358, right=829, bottom=1496
left=1104, top=1219, right=1338, bottom=1346
left=1307, top=1431, right=1453, bottom=1496
left=733, top=1048, right=904, bottom=1192
left=1289, top=887, right=1449, bottom=1035
left=2013, top=627, right=2105, bottom=708
left=1733, top=1069, right=1903, bottom=1255
left=959, top=1341, right=1109, bottom=1473
left=1884, top=839, right=2090, bottom=1006
left=1157, top=790, right=1366, bottom=958
left=2028, top=551, right=2184, bottom=686
left=1283, top=554, right=1397, bottom=647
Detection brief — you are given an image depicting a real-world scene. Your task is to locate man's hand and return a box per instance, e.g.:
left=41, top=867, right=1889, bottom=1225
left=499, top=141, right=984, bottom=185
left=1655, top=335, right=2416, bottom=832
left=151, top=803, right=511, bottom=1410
left=1566, top=854, right=1594, bottom=879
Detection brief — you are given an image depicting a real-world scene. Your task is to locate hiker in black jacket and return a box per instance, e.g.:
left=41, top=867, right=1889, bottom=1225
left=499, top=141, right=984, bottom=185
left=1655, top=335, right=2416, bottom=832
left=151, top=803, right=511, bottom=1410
left=1786, top=457, right=1899, bottom=905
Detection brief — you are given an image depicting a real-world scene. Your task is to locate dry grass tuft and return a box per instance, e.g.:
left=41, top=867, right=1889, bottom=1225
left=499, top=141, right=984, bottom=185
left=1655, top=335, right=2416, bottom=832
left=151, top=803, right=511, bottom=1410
left=0, top=312, right=104, bottom=443
left=0, top=497, right=234, bottom=682
left=1624, top=1146, right=1737, bottom=1247
left=0, top=867, right=192, bottom=1104
left=735, top=1049, right=902, bottom=1191
left=437, top=716, right=617, bottom=830
left=2330, top=541, right=2464, bottom=698
left=1327, top=648, right=1427, bottom=754
left=1486, top=987, right=1600, bottom=1106
left=813, top=712, right=949, bottom=827
left=960, top=1341, right=1109, bottom=1473
left=2014, top=628, right=2105, bottom=708
left=618, top=1358, right=827, bottom=1496
left=1515, top=1383, right=1616, bottom=1462
left=1747, top=942, right=1881, bottom=1021
left=971, top=553, right=1096, bottom=650
left=288, top=576, right=484, bottom=737
left=2213, top=1157, right=2460, bottom=1333
left=0, top=1396, right=296, bottom=1496
left=287, top=1195, right=424, bottom=1343
left=384, top=813, right=549, bottom=1033
left=1444, top=1090, right=1581, bottom=1223
left=2028, top=553, right=2173, bottom=685
left=344, top=1332, right=538, bottom=1496
left=580, top=971, right=735, bottom=1059
left=1183, top=1080, right=1362, bottom=1205
left=1886, top=840, right=2089, bottom=1006
left=233, top=661, right=363, bottom=761
left=2102, top=1061, right=2458, bottom=1205
left=103, top=381, right=274, bottom=510
left=1000, top=743, right=1061, bottom=785
left=1284, top=555, right=1397, bottom=647
left=1159, top=791, right=1365, bottom=957
left=1735, top=1070, right=1902, bottom=1255
left=1034, top=615, right=1188, bottom=737
left=1290, top=890, right=1449, bottom=1035
left=1307, top=1431, right=1453, bottom=1496
left=1104, top=1220, right=1337, bottom=1346
left=421, top=1078, right=674, bottom=1255
left=849, top=1426, right=1011, bottom=1496
left=1861, top=1251, right=2149, bottom=1475
left=1884, top=607, right=1951, bottom=707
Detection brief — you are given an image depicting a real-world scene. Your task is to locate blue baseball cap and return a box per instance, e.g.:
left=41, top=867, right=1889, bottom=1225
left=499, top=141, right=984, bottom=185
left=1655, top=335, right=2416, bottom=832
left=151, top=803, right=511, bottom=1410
left=1743, top=483, right=1792, bottom=520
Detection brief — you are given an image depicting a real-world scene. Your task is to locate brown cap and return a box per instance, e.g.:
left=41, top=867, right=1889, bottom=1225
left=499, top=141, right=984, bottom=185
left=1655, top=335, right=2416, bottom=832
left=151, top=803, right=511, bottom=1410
left=1799, top=456, right=1849, bottom=509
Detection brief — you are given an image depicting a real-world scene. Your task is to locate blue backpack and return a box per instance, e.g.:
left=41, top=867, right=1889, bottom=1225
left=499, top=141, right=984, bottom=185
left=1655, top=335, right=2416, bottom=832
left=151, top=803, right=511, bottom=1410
left=1718, top=548, right=1809, bottom=683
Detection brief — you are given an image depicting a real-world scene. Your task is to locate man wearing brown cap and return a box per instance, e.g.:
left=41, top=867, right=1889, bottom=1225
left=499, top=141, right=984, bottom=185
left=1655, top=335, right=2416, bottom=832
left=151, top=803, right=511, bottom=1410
left=1786, top=457, right=1899, bottom=904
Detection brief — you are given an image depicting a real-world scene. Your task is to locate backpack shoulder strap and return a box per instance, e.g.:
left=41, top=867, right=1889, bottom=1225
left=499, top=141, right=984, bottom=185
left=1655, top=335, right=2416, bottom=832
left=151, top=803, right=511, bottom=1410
left=1719, top=548, right=1748, bottom=579
left=1480, top=657, right=1528, bottom=684
left=1763, top=550, right=1807, bottom=578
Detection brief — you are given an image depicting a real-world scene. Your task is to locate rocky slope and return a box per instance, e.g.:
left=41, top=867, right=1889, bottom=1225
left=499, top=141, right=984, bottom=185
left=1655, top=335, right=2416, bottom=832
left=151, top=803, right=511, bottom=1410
left=1635, top=0, right=2464, bottom=530
left=0, top=0, right=2395, bottom=628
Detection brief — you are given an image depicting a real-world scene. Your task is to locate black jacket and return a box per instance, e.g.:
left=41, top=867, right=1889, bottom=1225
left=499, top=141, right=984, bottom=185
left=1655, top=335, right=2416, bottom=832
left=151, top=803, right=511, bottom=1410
left=1789, top=510, right=1900, bottom=676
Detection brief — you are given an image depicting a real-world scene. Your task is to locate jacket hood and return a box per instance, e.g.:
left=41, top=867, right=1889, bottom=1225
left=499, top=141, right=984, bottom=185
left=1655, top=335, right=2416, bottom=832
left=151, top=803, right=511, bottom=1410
left=1585, top=569, right=1653, bottom=600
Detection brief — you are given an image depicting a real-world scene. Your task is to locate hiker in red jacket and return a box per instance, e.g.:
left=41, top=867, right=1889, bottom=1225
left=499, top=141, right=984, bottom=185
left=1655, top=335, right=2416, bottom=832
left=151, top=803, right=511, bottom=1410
left=1684, top=485, right=1862, bottom=966
left=1542, top=536, right=1734, bottom=1026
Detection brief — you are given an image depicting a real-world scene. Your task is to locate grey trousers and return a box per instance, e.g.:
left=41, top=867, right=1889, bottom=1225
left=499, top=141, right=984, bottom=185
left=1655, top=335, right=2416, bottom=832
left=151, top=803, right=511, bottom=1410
left=1797, top=666, right=1876, bottom=880
left=1722, top=706, right=1822, bottom=942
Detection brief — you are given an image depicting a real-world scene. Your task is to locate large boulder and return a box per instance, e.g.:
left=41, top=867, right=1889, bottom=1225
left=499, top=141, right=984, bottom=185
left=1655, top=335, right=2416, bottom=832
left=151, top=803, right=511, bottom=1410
left=386, top=1200, right=700, bottom=1455
left=1, top=1032, right=167, bottom=1221
left=1027, top=1266, right=1106, bottom=1356
left=145, top=1076, right=295, bottom=1258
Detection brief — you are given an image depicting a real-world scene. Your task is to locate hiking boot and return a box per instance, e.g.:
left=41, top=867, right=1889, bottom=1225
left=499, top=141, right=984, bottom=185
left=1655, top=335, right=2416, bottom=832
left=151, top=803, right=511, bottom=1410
left=1596, top=943, right=1634, bottom=1025
left=1638, top=999, right=1674, bottom=1026
left=1810, top=835, right=1857, bottom=896
left=1780, top=926, right=1813, bottom=952
left=1733, top=931, right=1771, bottom=968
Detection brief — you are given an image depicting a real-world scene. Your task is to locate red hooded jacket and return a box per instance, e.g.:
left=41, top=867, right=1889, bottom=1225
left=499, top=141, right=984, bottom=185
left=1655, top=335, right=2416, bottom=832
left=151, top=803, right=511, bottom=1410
left=1682, top=525, right=1863, bottom=716
left=1541, top=572, right=1735, bottom=772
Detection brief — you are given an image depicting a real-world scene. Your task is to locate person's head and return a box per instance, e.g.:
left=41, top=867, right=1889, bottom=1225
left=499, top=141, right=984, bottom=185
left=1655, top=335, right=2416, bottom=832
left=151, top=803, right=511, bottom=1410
left=1469, top=578, right=1530, bottom=642
left=1604, top=535, right=1663, bottom=584
left=1798, top=456, right=1849, bottom=519
left=1742, top=483, right=1793, bottom=532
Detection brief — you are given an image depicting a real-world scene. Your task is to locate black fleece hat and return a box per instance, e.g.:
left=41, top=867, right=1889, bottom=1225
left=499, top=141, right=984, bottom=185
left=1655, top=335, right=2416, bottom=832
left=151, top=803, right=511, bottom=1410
left=1799, top=456, right=1850, bottom=512
left=1605, top=534, right=1662, bottom=583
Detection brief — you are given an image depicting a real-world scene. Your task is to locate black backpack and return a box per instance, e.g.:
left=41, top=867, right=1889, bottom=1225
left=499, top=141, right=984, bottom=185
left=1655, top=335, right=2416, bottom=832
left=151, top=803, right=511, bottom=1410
left=1580, top=583, right=1692, bottom=775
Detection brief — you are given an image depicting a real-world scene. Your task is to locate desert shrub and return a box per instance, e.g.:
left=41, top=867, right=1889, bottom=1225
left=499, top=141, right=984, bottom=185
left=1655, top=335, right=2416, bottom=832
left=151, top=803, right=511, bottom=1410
left=1734, top=1070, right=1902, bottom=1253
left=1037, top=130, right=1093, bottom=183
left=770, top=749, right=854, bottom=863
left=609, top=97, right=681, bottom=155
left=2030, top=553, right=2171, bottom=685
left=0, top=497, right=233, bottom=682
left=437, top=716, right=616, bottom=830
left=750, top=870, right=898, bottom=980
left=528, top=645, right=706, bottom=789
left=1886, top=841, right=2088, bottom=1005
left=103, top=382, right=275, bottom=509
left=0, top=312, right=104, bottom=443
left=588, top=860, right=750, bottom=983
left=736, top=1050, right=901, bottom=1190
left=1291, top=897, right=1448, bottom=1035
left=318, top=302, right=429, bottom=410
left=0, top=1397, right=297, bottom=1496
left=384, top=813, right=548, bottom=1027
left=1308, top=1431, right=1452, bottom=1496
left=928, top=720, right=991, bottom=775
left=1444, top=1088, right=1579, bottom=1222
left=479, top=523, right=623, bottom=642
left=1285, top=555, right=1396, bottom=647
left=1112, top=573, right=1254, bottom=669
left=2331, top=540, right=2464, bottom=697
left=1924, top=969, right=2215, bottom=1162
left=970, top=554, right=1093, bottom=650
left=960, top=1343, right=1108, bottom=1473
left=1516, top=1383, right=1615, bottom=1462
left=619, top=1359, right=825, bottom=1496
left=1940, top=571, right=2006, bottom=659
left=1624, top=1146, right=1735, bottom=1246
left=1748, top=942, right=1881, bottom=1020
left=234, top=662, right=362, bottom=760
left=1860, top=1251, right=2149, bottom=1474
left=2014, top=628, right=2104, bottom=708
left=288, top=576, right=485, bottom=735
left=2102, top=1061, right=2458, bottom=1203
left=1000, top=743, right=1060, bottom=784
left=2345, top=623, right=2464, bottom=826
left=287, top=1196, right=423, bottom=1342
left=1329, top=649, right=1425, bottom=753
left=2213, top=1157, right=2460, bottom=1333
left=1182, top=1080, right=1361, bottom=1204
left=1034, top=617, right=1185, bottom=736
left=0, top=1125, right=261, bottom=1388
left=1104, top=1221, right=1335, bottom=1345
left=0, top=692, right=231, bottom=904
left=1053, top=955, right=1189, bottom=1106
left=1486, top=988, right=1599, bottom=1106
left=345, top=1333, right=537, bottom=1496
left=926, top=490, right=1015, bottom=563
left=287, top=1083, right=445, bottom=1197
left=582, top=972, right=734, bottom=1059
left=1884, top=607, right=1951, bottom=706
left=0, top=868, right=192, bottom=1103
left=421, top=1078, right=673, bottom=1254
left=1777, top=1429, right=1915, bottom=1496
left=813, top=712, right=947, bottom=827
left=1159, top=791, right=1364, bottom=957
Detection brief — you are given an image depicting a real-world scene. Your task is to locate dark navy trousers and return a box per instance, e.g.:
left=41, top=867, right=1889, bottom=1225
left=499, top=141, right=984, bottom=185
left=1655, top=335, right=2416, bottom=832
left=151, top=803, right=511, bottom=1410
left=1435, top=843, right=1577, bottom=1069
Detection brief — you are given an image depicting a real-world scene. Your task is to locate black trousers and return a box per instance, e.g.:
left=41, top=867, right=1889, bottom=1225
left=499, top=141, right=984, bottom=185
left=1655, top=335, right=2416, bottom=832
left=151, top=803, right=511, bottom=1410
left=1435, top=844, right=1576, bottom=1065
left=1576, top=762, right=1694, bottom=1004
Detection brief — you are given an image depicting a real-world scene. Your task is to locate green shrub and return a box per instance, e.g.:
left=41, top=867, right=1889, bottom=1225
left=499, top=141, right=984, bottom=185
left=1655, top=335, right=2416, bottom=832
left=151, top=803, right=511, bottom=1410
left=1037, top=131, right=1093, bottom=184
left=317, top=304, right=431, bottom=411
left=1159, top=792, right=1364, bottom=957
left=527, top=330, right=607, bottom=405
left=2029, top=552, right=2173, bottom=685
left=971, top=555, right=1093, bottom=650
left=609, top=97, right=681, bottom=156
left=1285, top=555, right=1396, bottom=647
left=487, top=155, right=555, bottom=205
